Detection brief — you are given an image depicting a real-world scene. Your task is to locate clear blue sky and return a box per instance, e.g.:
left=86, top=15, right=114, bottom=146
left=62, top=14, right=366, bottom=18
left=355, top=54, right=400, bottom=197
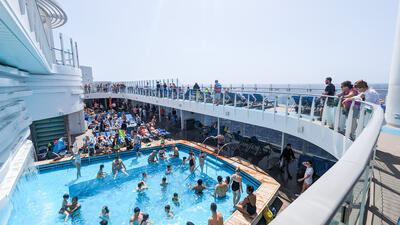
left=56, top=0, right=399, bottom=84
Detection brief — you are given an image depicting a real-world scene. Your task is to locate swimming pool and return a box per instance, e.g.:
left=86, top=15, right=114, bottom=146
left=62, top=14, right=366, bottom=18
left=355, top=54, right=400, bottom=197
left=5, top=144, right=260, bottom=225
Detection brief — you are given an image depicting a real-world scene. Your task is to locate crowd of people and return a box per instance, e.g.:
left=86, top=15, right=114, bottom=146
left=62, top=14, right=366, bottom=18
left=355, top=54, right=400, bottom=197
left=61, top=141, right=259, bottom=224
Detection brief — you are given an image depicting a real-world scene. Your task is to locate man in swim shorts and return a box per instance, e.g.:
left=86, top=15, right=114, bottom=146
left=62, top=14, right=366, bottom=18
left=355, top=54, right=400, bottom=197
left=112, top=155, right=129, bottom=179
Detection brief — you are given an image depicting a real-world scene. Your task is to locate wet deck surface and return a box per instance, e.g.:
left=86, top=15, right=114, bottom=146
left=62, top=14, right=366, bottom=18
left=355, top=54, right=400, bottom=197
left=367, top=131, right=400, bottom=225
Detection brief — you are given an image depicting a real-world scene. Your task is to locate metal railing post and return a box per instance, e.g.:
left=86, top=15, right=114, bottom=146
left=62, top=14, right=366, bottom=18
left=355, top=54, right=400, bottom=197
left=70, top=38, right=76, bottom=67
left=298, top=95, right=302, bottom=119
left=310, top=96, right=316, bottom=121
left=59, top=33, right=65, bottom=65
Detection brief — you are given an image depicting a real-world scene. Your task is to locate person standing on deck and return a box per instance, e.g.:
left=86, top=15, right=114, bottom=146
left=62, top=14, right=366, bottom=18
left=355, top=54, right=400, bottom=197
left=214, top=80, right=222, bottom=106
left=320, top=77, right=336, bottom=127
left=280, top=144, right=295, bottom=179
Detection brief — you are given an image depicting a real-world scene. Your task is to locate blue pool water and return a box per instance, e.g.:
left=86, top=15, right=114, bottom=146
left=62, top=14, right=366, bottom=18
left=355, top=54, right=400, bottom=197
left=6, top=145, right=260, bottom=225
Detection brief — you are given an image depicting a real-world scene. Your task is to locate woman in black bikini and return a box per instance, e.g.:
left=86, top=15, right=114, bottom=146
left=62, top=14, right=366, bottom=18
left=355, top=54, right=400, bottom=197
left=199, top=151, right=206, bottom=173
left=189, top=152, right=196, bottom=173
left=231, top=167, right=243, bottom=205
left=234, top=185, right=257, bottom=217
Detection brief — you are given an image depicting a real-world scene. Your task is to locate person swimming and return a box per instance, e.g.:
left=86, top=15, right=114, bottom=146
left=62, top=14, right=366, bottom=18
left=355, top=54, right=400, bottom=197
left=172, top=193, right=180, bottom=206
left=190, top=179, right=207, bottom=194
left=140, top=213, right=151, bottom=225
left=129, top=207, right=144, bottom=225
left=148, top=150, right=159, bottom=163
left=142, top=172, right=150, bottom=181
left=97, top=164, right=107, bottom=179
left=136, top=181, right=148, bottom=192
left=158, top=147, right=168, bottom=160
left=164, top=205, right=174, bottom=219
left=181, top=157, right=188, bottom=166
left=212, top=176, right=228, bottom=198
left=166, top=165, right=172, bottom=174
left=67, top=196, right=81, bottom=216
left=160, top=177, right=168, bottom=186
left=99, top=206, right=110, bottom=221
left=59, top=193, right=70, bottom=222
left=169, top=144, right=179, bottom=158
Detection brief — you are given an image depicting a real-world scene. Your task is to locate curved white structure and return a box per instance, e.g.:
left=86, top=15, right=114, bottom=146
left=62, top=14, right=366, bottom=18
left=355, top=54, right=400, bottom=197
left=84, top=85, right=384, bottom=224
left=37, top=0, right=67, bottom=28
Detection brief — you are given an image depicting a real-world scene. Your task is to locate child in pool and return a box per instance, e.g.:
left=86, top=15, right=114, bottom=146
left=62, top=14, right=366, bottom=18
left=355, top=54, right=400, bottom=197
left=166, top=165, right=172, bottom=174
left=59, top=193, right=70, bottom=222
left=160, top=177, right=168, bottom=186
left=97, top=164, right=107, bottom=179
left=99, top=206, right=110, bottom=221
left=172, top=193, right=180, bottom=206
left=164, top=205, right=174, bottom=219
left=137, top=180, right=148, bottom=191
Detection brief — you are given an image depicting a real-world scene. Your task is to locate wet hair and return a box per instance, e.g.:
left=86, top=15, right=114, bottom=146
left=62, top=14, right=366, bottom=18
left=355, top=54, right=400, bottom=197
left=162, top=177, right=167, bottom=182
left=225, top=176, right=231, bottom=184
left=142, top=172, right=147, bottom=177
left=174, top=193, right=178, bottom=197
left=210, top=202, right=217, bottom=212
left=138, top=181, right=143, bottom=188
left=134, top=207, right=140, bottom=213
left=165, top=205, right=171, bottom=210
left=341, top=81, right=353, bottom=89
left=72, top=196, right=78, bottom=202
left=197, top=179, right=203, bottom=185
left=100, top=164, right=104, bottom=169
left=103, top=206, right=109, bottom=213
left=354, top=80, right=368, bottom=89
left=142, top=213, right=149, bottom=221
left=63, top=194, right=69, bottom=199
left=326, top=77, right=332, bottom=82
left=246, top=185, right=254, bottom=194
left=217, top=176, right=223, bottom=183
left=187, top=222, right=194, bottom=225
left=183, top=157, right=187, bottom=160
left=100, top=219, right=108, bottom=225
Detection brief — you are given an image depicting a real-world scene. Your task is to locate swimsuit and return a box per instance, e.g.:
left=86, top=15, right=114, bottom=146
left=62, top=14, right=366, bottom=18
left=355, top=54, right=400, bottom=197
left=232, top=180, right=240, bottom=192
left=246, top=201, right=256, bottom=215
left=189, top=158, right=194, bottom=167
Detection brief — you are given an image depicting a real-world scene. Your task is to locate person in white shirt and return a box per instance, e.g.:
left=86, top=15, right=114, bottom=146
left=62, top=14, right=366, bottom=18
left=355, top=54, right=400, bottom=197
left=343, top=80, right=380, bottom=105
left=297, top=161, right=314, bottom=196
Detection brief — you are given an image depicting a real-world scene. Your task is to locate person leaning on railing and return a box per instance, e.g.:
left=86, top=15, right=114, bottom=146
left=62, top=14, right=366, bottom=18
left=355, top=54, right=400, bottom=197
left=342, top=80, right=380, bottom=105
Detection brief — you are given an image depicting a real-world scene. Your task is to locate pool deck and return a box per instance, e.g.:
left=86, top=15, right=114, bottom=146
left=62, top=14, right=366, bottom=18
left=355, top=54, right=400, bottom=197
left=34, top=139, right=280, bottom=225
left=366, top=129, right=400, bottom=225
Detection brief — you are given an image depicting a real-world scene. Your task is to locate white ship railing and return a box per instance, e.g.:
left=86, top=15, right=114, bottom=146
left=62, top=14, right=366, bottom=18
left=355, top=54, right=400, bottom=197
left=85, top=81, right=384, bottom=225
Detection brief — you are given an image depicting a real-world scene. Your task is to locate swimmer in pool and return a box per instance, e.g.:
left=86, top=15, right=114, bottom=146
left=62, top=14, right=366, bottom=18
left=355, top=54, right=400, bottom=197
left=168, top=144, right=179, bottom=158
left=148, top=150, right=159, bottom=163
left=158, top=147, right=168, bottom=161
left=129, top=207, right=144, bottom=225
left=164, top=205, right=174, bottom=219
left=160, top=177, right=168, bottom=186
left=97, top=164, right=107, bottom=179
left=188, top=152, right=196, bottom=173
left=190, top=179, right=207, bottom=194
left=181, top=157, right=188, bottom=166
left=142, top=172, right=150, bottom=181
left=172, top=193, right=180, bottom=207
left=112, top=155, right=129, bottom=179
left=59, top=193, right=70, bottom=221
left=212, top=176, right=228, bottom=198
left=136, top=180, right=147, bottom=192
left=99, top=206, right=110, bottom=221
left=199, top=150, right=207, bottom=173
left=166, top=165, right=172, bottom=174
left=67, top=196, right=81, bottom=215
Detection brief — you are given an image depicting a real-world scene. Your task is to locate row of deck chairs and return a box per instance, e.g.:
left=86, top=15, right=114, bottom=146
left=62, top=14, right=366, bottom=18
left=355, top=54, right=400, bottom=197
left=181, top=90, right=275, bottom=109
left=291, top=96, right=322, bottom=116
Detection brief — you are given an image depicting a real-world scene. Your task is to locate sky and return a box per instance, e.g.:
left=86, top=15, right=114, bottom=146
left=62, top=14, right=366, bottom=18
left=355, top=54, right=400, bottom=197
left=55, top=0, right=399, bottom=85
